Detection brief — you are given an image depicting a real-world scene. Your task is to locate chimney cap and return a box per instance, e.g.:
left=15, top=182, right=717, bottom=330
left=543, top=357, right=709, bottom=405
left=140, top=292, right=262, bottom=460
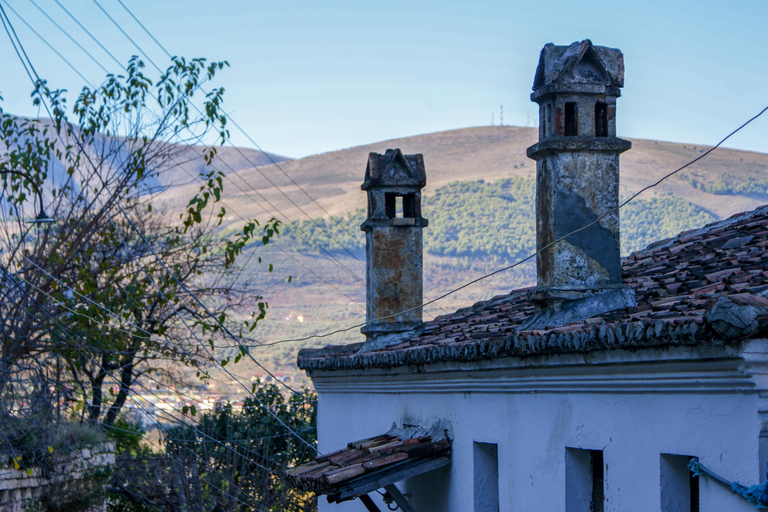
left=362, top=149, right=426, bottom=190
left=532, top=39, right=624, bottom=92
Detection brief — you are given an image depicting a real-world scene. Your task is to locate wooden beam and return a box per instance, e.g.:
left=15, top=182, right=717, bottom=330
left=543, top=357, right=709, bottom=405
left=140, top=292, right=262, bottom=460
left=385, top=484, right=416, bottom=512
left=359, top=494, right=382, bottom=512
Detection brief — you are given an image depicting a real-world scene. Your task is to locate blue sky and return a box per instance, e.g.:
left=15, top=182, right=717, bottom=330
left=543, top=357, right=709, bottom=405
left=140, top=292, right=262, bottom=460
left=1, top=0, right=766, bottom=158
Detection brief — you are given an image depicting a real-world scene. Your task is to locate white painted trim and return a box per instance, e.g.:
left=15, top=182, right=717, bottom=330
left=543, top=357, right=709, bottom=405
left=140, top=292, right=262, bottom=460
left=310, top=344, right=765, bottom=395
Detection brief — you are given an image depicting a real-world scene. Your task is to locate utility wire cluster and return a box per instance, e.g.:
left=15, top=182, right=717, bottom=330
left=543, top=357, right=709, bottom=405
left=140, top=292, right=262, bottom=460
left=0, top=2, right=766, bottom=510
left=0, top=1, right=326, bottom=507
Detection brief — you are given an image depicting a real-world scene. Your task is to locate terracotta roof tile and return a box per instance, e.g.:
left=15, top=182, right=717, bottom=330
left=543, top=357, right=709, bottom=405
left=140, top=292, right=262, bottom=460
left=299, top=205, right=768, bottom=371
left=286, top=431, right=451, bottom=496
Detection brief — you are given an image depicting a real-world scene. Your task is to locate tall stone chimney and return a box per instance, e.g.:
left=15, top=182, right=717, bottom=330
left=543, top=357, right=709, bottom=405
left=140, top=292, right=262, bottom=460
left=361, top=149, right=428, bottom=340
left=522, top=40, right=635, bottom=329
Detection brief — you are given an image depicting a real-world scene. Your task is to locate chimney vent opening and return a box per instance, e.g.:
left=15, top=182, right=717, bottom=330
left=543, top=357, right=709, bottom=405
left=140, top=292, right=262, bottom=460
left=564, top=102, right=578, bottom=136
left=385, top=193, right=396, bottom=219
left=595, top=101, right=608, bottom=137
left=385, top=193, right=418, bottom=219
left=403, top=193, right=418, bottom=218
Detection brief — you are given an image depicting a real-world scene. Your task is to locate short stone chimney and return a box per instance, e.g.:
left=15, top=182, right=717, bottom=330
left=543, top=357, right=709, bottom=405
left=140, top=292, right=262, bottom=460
left=361, top=149, right=428, bottom=340
left=522, top=40, right=635, bottom=329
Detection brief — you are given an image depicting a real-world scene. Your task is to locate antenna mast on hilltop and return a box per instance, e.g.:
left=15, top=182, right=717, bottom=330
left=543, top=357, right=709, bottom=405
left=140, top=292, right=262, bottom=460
left=492, top=112, right=494, bottom=126
left=500, top=105, right=504, bottom=126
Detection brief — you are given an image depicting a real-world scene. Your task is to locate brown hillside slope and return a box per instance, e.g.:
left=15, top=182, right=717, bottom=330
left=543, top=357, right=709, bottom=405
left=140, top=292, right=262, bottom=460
left=158, top=145, right=290, bottom=189
left=157, top=126, right=768, bottom=226
left=154, top=127, right=768, bottom=387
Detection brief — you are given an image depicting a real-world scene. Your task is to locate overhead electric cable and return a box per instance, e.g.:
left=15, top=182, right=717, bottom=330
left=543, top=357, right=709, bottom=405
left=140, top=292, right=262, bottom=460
left=0, top=1, right=91, bottom=84
left=6, top=0, right=364, bottom=341
left=91, top=0, right=162, bottom=73
left=0, top=9, right=317, bottom=451
left=52, top=0, right=124, bottom=69
left=114, top=0, right=367, bottom=246
left=107, top=0, right=366, bottom=267
left=1, top=6, right=363, bottom=396
left=6, top=264, right=312, bottom=480
left=246, top=102, right=768, bottom=347
left=107, top=0, right=449, bottom=318
left=26, top=0, right=109, bottom=74
left=36, top=0, right=366, bottom=281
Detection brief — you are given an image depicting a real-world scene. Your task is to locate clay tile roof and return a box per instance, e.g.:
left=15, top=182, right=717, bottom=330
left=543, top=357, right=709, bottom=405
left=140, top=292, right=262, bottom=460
left=299, top=205, right=768, bottom=372
left=286, top=427, right=450, bottom=502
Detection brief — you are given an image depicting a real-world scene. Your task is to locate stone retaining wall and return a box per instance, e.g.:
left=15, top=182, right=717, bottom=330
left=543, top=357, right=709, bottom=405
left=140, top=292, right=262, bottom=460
left=0, top=442, right=115, bottom=512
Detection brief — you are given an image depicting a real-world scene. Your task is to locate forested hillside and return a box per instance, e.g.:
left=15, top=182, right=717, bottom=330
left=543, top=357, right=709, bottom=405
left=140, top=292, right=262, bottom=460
left=156, top=126, right=768, bottom=387
left=284, top=177, right=717, bottom=262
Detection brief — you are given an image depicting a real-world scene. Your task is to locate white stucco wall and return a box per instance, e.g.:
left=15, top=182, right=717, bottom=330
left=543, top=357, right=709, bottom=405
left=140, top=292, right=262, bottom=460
left=310, top=345, right=764, bottom=512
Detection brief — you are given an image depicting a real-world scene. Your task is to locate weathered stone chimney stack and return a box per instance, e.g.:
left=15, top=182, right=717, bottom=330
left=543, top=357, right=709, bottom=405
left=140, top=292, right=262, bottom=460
left=523, top=40, right=635, bottom=329
left=361, top=149, right=428, bottom=341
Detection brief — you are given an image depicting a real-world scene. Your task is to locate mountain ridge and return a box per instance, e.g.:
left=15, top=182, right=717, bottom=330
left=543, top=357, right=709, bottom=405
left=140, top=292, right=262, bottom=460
left=151, top=125, right=768, bottom=386
left=157, top=126, right=768, bottom=228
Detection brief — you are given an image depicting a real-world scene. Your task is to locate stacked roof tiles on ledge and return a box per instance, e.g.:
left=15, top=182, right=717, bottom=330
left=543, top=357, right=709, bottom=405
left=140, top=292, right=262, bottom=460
left=286, top=432, right=450, bottom=498
left=299, top=205, right=768, bottom=371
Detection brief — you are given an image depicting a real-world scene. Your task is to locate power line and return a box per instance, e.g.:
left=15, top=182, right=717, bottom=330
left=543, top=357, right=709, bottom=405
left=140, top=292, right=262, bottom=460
left=91, top=0, right=161, bottom=73
left=52, top=0, right=124, bottom=69
left=53, top=0, right=367, bottom=282
left=0, top=6, right=355, bottom=405
left=4, top=0, right=365, bottom=367
left=45, top=0, right=367, bottom=288
left=106, top=0, right=367, bottom=266
left=26, top=0, right=109, bottom=74
left=245, top=102, right=768, bottom=348
left=114, top=0, right=167, bottom=57
left=114, top=0, right=368, bottom=246
left=100, top=5, right=453, bottom=316
left=0, top=7, right=317, bottom=451
left=105, top=0, right=447, bottom=315
left=0, top=0, right=91, bottom=84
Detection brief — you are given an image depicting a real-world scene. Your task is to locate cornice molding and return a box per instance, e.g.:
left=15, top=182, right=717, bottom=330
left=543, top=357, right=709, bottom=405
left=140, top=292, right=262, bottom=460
left=311, top=345, right=762, bottom=395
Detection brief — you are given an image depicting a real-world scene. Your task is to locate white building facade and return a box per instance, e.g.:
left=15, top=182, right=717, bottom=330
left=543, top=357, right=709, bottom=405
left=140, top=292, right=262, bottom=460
left=306, top=337, right=768, bottom=511
left=294, top=40, right=768, bottom=512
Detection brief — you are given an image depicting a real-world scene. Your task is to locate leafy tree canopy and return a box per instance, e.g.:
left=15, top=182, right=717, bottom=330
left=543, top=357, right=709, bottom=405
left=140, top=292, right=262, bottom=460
left=0, top=56, right=278, bottom=428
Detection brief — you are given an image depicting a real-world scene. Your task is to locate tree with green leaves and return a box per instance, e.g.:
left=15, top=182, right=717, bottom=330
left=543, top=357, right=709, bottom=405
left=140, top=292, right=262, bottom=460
left=0, top=55, right=278, bottom=427
left=109, top=384, right=317, bottom=512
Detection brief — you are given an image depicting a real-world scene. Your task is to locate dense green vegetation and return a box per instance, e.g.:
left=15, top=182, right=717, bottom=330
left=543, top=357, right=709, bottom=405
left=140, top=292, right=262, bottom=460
left=108, top=384, right=317, bottom=512
left=284, top=177, right=718, bottom=261
left=678, top=172, right=768, bottom=196
left=620, top=195, right=715, bottom=253
left=283, top=210, right=366, bottom=256
left=425, top=178, right=535, bottom=260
